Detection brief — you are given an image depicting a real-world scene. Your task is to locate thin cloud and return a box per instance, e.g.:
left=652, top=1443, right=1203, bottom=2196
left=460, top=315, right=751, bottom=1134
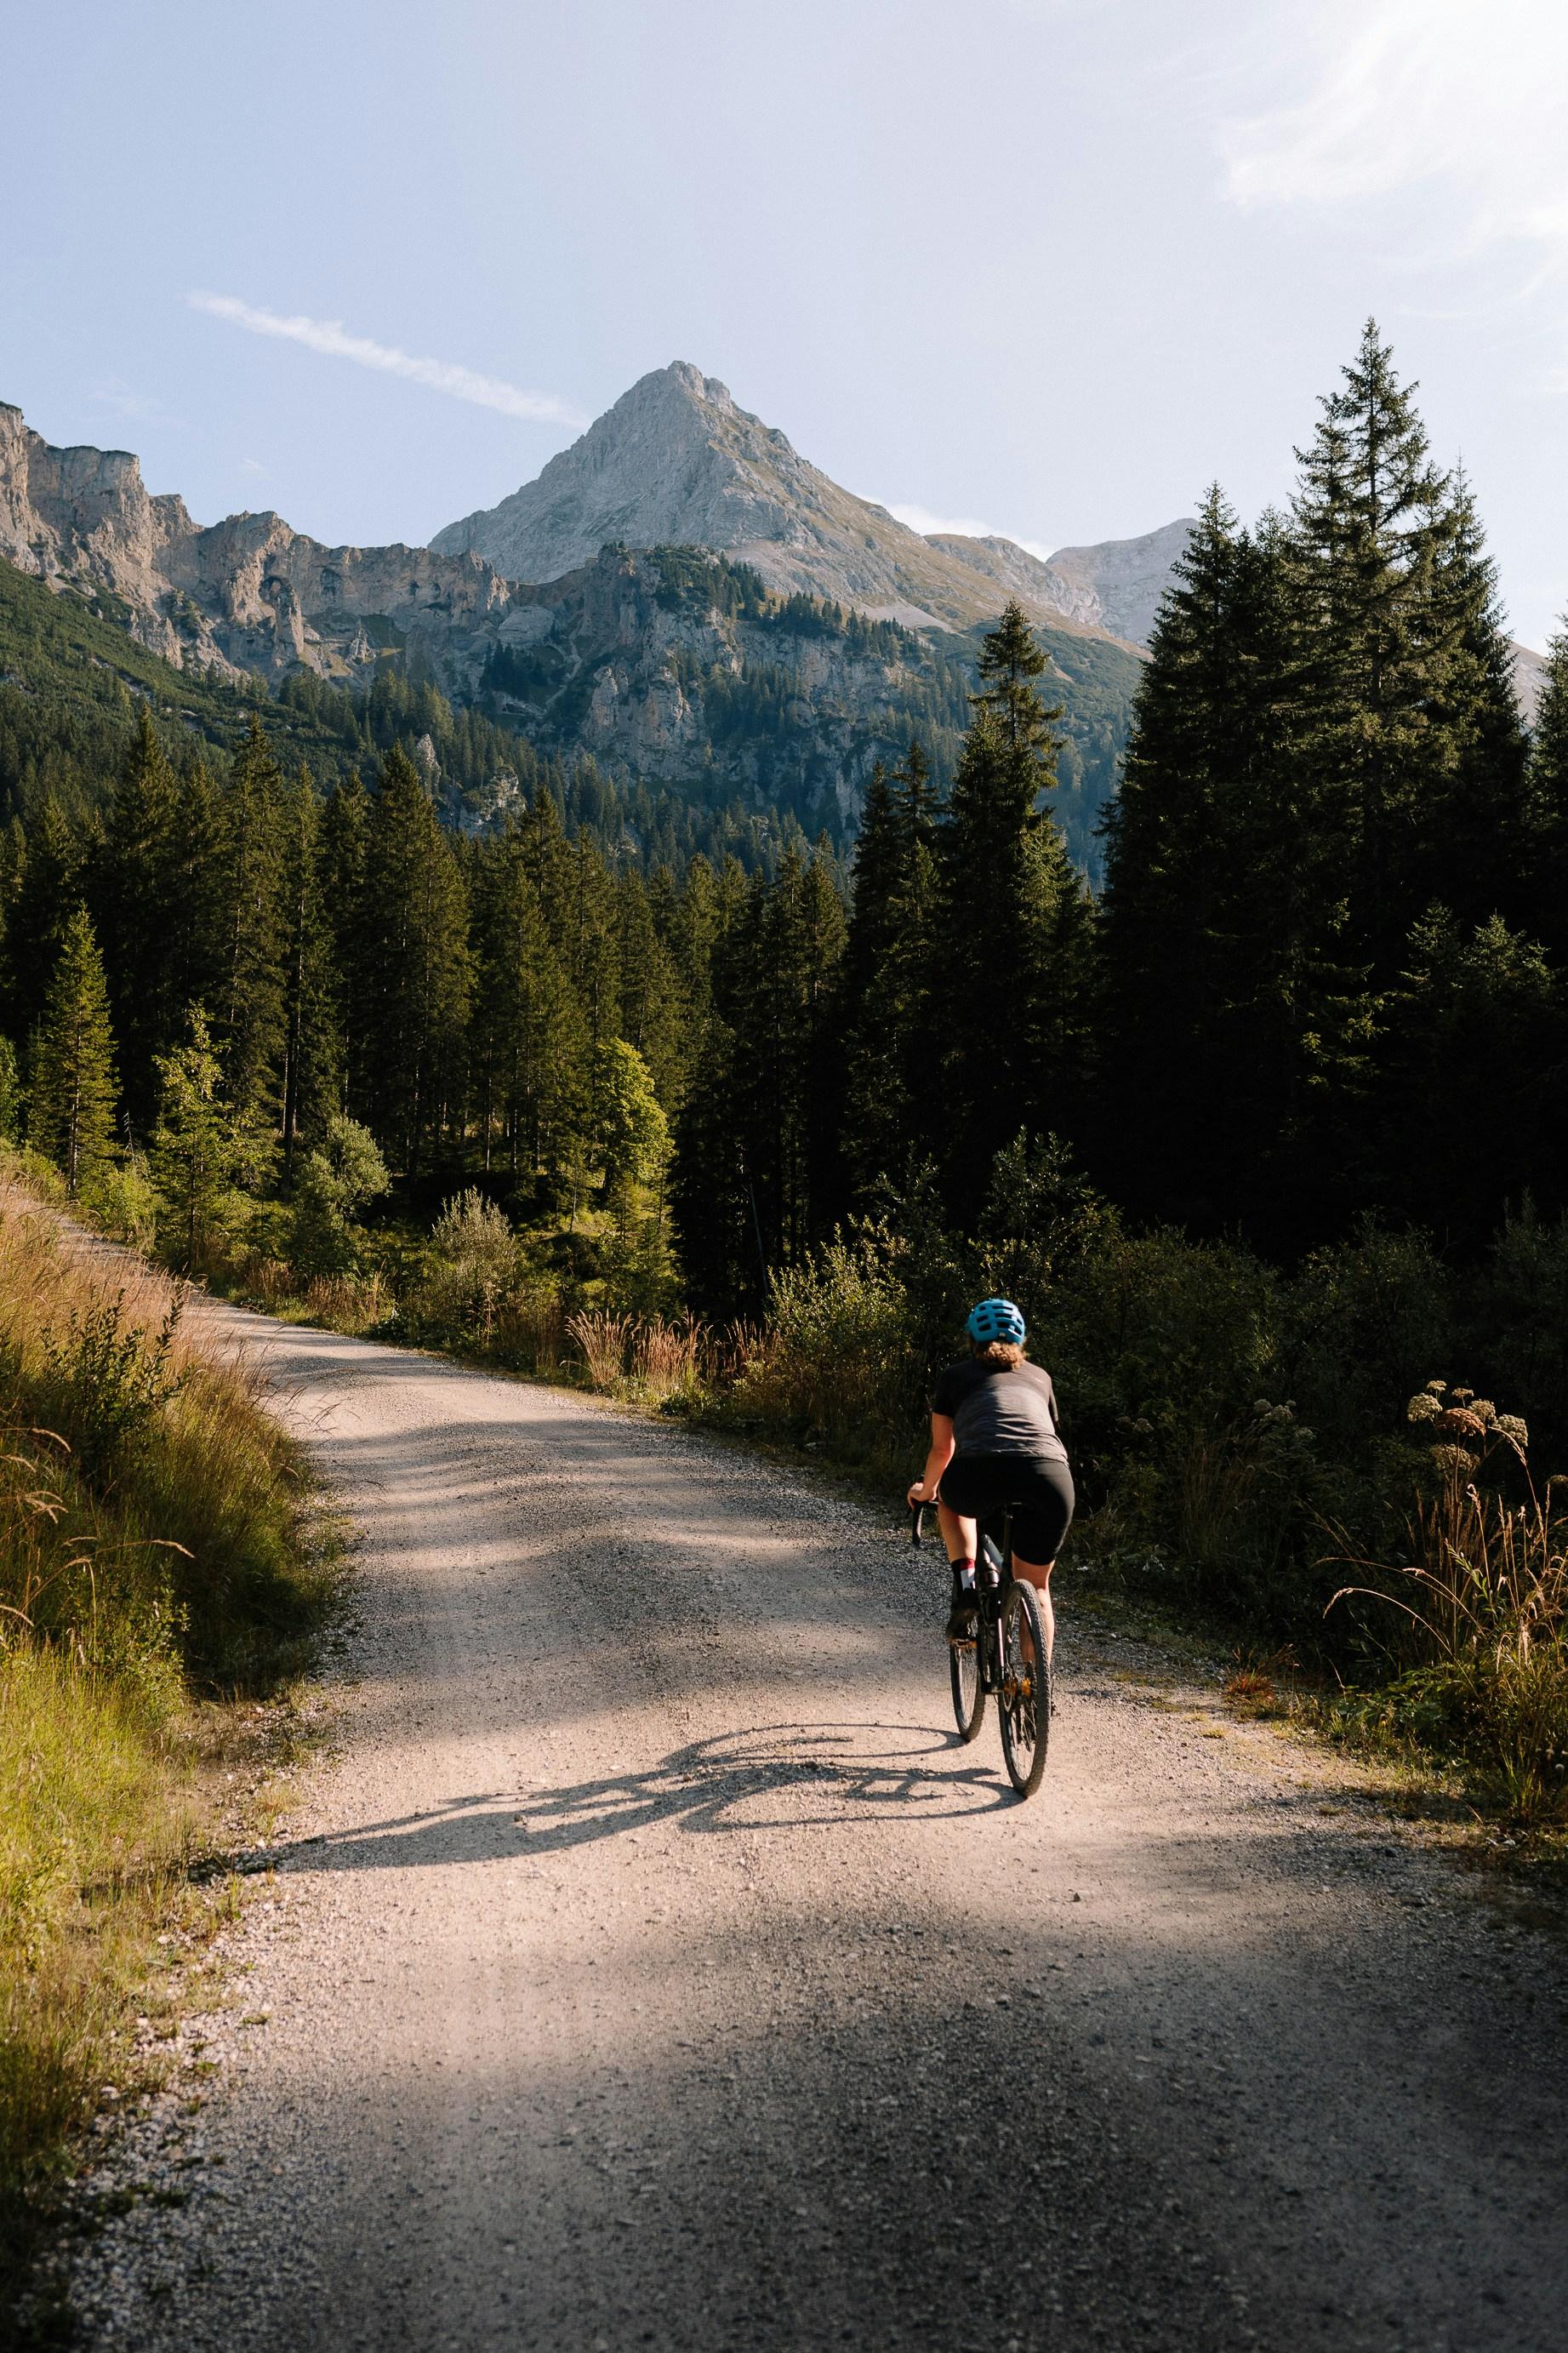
left=1222, top=0, right=1568, bottom=248
left=887, top=501, right=1055, bottom=563
left=188, top=294, right=587, bottom=428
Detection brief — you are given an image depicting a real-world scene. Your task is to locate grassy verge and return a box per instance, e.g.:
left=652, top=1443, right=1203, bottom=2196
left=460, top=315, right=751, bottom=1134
left=0, top=1168, right=334, bottom=2327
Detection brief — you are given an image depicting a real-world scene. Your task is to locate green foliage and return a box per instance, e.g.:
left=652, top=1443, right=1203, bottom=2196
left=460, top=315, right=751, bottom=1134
left=592, top=1039, right=670, bottom=1198
left=28, top=909, right=119, bottom=1197
left=0, top=1040, right=20, bottom=1148
left=289, top=1116, right=390, bottom=1278
left=150, top=1008, right=247, bottom=1273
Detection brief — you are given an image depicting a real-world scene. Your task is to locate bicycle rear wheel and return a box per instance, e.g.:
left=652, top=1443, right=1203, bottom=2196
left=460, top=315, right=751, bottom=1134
left=949, top=1619, right=984, bottom=1742
left=998, top=1580, right=1050, bottom=1798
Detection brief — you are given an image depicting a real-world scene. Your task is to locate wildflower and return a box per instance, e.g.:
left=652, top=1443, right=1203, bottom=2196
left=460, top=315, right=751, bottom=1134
left=1406, top=1393, right=1441, bottom=1424
left=1434, top=1406, right=1485, bottom=1442
left=1469, top=1399, right=1497, bottom=1426
left=1497, top=1414, right=1530, bottom=1449
left=1424, top=1379, right=1446, bottom=1396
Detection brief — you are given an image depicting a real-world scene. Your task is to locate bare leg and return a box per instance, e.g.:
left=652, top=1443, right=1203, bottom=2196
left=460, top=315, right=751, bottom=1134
left=1011, top=1556, right=1056, bottom=1663
left=937, top=1502, right=977, bottom=1568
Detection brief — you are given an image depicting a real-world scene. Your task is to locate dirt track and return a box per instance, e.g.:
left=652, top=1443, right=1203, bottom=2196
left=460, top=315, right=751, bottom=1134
left=66, top=1312, right=1568, bottom=2352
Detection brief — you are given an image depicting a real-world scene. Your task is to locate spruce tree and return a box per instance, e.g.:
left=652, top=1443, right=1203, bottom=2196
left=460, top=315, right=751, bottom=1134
left=319, top=768, right=372, bottom=1119
left=277, top=770, right=344, bottom=1168
left=614, top=869, right=687, bottom=1111
left=91, top=709, right=182, bottom=1132
left=932, top=608, right=1092, bottom=1209
left=358, top=745, right=470, bottom=1172
left=838, top=745, right=940, bottom=1206
left=31, top=909, right=119, bottom=1196
left=469, top=828, right=588, bottom=1186
left=151, top=1007, right=240, bottom=1272
left=1527, top=623, right=1568, bottom=962
left=1289, top=320, right=1504, bottom=973
left=214, top=715, right=288, bottom=1139
left=3, top=800, right=83, bottom=1052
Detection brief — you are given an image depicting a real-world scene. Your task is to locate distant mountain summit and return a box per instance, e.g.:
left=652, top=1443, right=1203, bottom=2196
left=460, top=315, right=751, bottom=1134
left=434, top=361, right=1178, bottom=643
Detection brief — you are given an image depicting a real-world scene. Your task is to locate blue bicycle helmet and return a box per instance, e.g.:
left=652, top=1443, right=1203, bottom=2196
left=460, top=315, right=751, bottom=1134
left=966, top=1296, right=1026, bottom=1345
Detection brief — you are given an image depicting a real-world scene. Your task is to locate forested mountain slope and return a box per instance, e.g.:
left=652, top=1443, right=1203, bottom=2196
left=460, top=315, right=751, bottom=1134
left=0, top=531, right=1140, bottom=871
left=0, top=557, right=818, bottom=876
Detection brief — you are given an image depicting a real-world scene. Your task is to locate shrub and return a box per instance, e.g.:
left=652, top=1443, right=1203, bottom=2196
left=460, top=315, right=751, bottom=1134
left=409, top=1191, right=522, bottom=1346
left=1326, top=1387, right=1568, bottom=1821
left=728, top=1233, right=920, bottom=1463
left=289, top=1117, right=390, bottom=1280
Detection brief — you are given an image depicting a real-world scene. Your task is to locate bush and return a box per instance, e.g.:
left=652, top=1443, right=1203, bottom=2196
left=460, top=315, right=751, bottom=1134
left=289, top=1117, right=390, bottom=1280
left=728, top=1232, right=920, bottom=1464
left=407, top=1191, right=522, bottom=1348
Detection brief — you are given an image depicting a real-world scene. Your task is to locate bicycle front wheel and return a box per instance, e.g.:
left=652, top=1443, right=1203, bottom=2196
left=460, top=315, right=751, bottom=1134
left=949, top=1621, right=985, bottom=1742
left=998, top=1580, right=1050, bottom=1797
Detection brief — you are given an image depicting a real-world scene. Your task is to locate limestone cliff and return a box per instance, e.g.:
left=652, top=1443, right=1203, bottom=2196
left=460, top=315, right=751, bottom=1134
left=0, top=402, right=510, bottom=685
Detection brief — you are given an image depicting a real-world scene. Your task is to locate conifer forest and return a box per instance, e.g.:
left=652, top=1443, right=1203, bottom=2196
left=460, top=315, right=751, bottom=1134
left=7, top=328, right=1568, bottom=1769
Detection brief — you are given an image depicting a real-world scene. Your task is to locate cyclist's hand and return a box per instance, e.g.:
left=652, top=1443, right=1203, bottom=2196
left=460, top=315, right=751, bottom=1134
left=908, top=1480, right=932, bottom=1509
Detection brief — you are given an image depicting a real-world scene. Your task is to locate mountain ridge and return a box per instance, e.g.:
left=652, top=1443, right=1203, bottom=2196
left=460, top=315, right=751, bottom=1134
left=431, top=362, right=1166, bottom=646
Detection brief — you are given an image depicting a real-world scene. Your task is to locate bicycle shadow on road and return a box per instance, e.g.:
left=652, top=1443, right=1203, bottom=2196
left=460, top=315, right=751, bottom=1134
left=266, top=1722, right=1012, bottom=1876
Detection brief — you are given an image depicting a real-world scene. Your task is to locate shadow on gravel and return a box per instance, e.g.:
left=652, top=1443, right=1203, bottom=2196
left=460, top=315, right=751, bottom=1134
left=271, top=1723, right=1012, bottom=1876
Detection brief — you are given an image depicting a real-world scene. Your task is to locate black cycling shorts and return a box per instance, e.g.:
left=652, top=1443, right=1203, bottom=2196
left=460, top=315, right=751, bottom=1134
left=938, top=1453, right=1075, bottom=1566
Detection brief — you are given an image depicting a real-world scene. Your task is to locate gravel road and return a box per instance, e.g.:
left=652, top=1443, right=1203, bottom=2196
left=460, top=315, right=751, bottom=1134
left=65, top=1313, right=1568, bottom=2352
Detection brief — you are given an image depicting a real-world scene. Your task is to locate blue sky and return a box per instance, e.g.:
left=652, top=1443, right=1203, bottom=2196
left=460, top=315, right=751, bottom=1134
left=5, top=0, right=1567, bottom=642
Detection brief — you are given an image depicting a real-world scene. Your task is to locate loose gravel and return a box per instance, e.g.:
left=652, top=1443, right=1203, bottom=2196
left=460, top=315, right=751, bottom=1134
left=56, top=1312, right=1568, bottom=2351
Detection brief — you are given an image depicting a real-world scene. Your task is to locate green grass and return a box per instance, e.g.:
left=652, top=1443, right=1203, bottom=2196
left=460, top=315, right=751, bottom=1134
left=0, top=1165, right=334, bottom=2325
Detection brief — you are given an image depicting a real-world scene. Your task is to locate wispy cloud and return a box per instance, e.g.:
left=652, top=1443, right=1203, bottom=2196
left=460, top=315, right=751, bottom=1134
left=188, top=294, right=587, bottom=427
left=88, top=379, right=182, bottom=427
left=1222, top=0, right=1568, bottom=251
left=887, top=501, right=1054, bottom=563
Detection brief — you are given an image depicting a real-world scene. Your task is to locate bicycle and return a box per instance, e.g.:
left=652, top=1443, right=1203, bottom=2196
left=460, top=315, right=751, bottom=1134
left=911, top=1497, right=1051, bottom=1798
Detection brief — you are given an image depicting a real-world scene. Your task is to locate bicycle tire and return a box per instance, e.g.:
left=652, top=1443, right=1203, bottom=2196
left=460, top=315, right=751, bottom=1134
left=949, top=1622, right=984, bottom=1742
left=998, top=1580, right=1050, bottom=1798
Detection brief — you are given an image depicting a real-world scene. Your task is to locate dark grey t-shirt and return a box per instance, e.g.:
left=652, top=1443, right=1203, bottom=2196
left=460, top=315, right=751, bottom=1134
left=931, top=1357, right=1069, bottom=1463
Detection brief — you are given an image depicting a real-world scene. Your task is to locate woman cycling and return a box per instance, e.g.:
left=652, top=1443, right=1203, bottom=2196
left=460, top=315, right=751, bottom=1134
left=906, top=1297, right=1075, bottom=1658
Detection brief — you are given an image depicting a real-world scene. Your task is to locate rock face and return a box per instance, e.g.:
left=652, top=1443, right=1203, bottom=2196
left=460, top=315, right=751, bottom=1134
left=0, top=401, right=510, bottom=684
left=432, top=363, right=1148, bottom=640
left=1043, top=520, right=1196, bottom=650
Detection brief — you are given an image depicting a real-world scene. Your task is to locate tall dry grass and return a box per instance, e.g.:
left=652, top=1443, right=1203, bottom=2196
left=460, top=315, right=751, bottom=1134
left=567, top=1309, right=634, bottom=1391
left=1329, top=1391, right=1568, bottom=1822
left=0, top=1170, right=328, bottom=2285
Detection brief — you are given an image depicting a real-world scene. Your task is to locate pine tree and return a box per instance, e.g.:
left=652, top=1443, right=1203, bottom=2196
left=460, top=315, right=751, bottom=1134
left=214, top=715, right=288, bottom=1138
left=932, top=608, right=1092, bottom=1208
left=277, top=770, right=343, bottom=1168
left=3, top=799, right=83, bottom=1053
left=1290, top=320, right=1498, bottom=973
left=1101, top=494, right=1377, bottom=1237
left=319, top=768, right=372, bottom=1118
left=1527, top=622, right=1568, bottom=962
left=30, top=909, right=119, bottom=1196
left=837, top=745, right=941, bottom=1206
left=357, top=745, right=470, bottom=1172
left=1421, top=470, right=1531, bottom=928
left=614, top=869, right=687, bottom=1111
left=469, top=828, right=588, bottom=1187
left=150, top=1007, right=241, bottom=1272
left=1377, top=910, right=1562, bottom=1244
left=91, top=709, right=182, bottom=1131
